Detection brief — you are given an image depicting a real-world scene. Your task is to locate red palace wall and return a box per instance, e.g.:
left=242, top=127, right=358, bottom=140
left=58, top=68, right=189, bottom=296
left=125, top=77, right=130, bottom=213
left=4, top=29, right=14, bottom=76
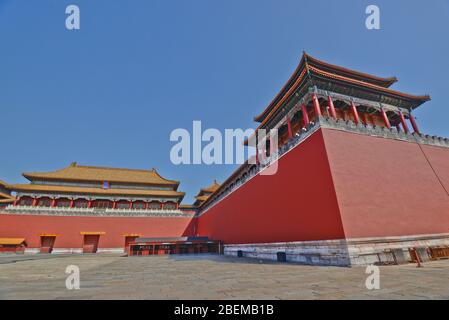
left=322, top=129, right=449, bottom=239
left=0, top=214, right=195, bottom=249
left=197, top=129, right=345, bottom=244
left=2, top=129, right=448, bottom=250
left=198, top=128, right=449, bottom=244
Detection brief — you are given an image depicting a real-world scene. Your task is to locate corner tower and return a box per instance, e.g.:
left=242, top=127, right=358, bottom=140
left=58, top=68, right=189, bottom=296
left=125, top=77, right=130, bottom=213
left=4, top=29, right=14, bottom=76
left=198, top=53, right=449, bottom=266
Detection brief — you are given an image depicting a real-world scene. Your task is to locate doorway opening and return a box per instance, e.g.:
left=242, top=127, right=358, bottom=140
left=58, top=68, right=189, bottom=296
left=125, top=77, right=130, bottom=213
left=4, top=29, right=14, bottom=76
left=40, top=235, right=57, bottom=253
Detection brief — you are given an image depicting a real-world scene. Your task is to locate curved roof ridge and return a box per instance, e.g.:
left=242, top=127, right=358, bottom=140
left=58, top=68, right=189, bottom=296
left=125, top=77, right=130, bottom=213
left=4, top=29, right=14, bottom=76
left=254, top=52, right=402, bottom=123
left=254, top=54, right=307, bottom=122
left=73, top=163, right=160, bottom=174
left=309, top=65, right=430, bottom=101
left=23, top=165, right=72, bottom=177
left=253, top=54, right=430, bottom=132
left=304, top=52, right=398, bottom=86
left=150, top=167, right=179, bottom=184
left=22, top=163, right=180, bottom=185
left=198, top=180, right=221, bottom=194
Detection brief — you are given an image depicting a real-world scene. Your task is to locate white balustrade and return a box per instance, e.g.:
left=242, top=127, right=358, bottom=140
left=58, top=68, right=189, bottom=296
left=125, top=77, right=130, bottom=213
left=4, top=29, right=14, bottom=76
left=2, top=204, right=188, bottom=217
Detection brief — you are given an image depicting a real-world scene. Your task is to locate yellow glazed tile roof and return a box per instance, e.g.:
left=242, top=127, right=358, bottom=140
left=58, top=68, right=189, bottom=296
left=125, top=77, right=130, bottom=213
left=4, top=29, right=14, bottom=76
left=0, top=192, right=15, bottom=203
left=195, top=195, right=209, bottom=202
left=0, top=238, right=26, bottom=245
left=200, top=180, right=221, bottom=193
left=23, top=163, right=179, bottom=186
left=254, top=52, right=429, bottom=124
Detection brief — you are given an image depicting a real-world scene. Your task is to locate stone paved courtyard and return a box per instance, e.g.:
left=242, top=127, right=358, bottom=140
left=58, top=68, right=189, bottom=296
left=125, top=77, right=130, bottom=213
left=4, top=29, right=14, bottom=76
left=1, top=254, right=449, bottom=299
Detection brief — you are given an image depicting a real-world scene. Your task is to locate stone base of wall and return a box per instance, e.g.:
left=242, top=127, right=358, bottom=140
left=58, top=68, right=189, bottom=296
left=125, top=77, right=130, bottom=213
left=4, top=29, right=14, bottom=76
left=21, top=248, right=124, bottom=254
left=97, top=248, right=125, bottom=254
left=51, top=248, right=83, bottom=254
left=224, top=233, right=449, bottom=266
left=23, top=248, right=40, bottom=254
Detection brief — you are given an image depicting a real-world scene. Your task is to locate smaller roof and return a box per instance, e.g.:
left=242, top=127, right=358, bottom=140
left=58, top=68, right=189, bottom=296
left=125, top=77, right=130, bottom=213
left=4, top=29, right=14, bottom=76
left=0, top=180, right=9, bottom=188
left=195, top=195, right=209, bottom=202
left=134, top=236, right=211, bottom=243
left=0, top=192, right=15, bottom=203
left=0, top=238, right=26, bottom=245
left=0, top=199, right=15, bottom=204
left=179, top=204, right=196, bottom=209
left=193, top=181, right=221, bottom=207
left=199, top=180, right=221, bottom=194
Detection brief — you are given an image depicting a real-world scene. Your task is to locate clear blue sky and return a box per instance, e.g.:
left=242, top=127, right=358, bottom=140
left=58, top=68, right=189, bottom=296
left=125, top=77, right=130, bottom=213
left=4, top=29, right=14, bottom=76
left=1, top=0, right=448, bottom=203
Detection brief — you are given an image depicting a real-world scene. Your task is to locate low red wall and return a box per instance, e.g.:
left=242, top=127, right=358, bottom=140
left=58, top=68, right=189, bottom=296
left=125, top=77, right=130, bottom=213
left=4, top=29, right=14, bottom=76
left=322, top=129, right=449, bottom=239
left=197, top=129, right=345, bottom=244
left=0, top=214, right=196, bottom=249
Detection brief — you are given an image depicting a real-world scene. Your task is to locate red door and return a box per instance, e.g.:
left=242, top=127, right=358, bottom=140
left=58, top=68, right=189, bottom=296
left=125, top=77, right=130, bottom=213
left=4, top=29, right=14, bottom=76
left=83, top=235, right=100, bottom=253
left=124, top=236, right=138, bottom=254
left=40, top=236, right=56, bottom=253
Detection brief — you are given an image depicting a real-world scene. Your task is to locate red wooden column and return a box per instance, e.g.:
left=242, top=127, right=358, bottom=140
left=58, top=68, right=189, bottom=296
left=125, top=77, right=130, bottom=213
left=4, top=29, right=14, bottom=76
left=380, top=108, right=391, bottom=129
left=409, top=111, right=421, bottom=135
left=350, top=101, right=360, bottom=124
left=286, top=116, right=293, bottom=139
left=112, top=201, right=117, bottom=209
left=129, top=201, right=133, bottom=209
left=398, top=111, right=409, bottom=134
left=255, top=144, right=259, bottom=165
left=161, top=202, right=165, bottom=210
left=51, top=198, right=56, bottom=207
left=32, top=198, right=38, bottom=207
left=255, top=132, right=260, bottom=165
left=269, top=133, right=277, bottom=155
left=327, top=96, right=337, bottom=119
left=88, top=200, right=93, bottom=208
left=361, top=113, right=368, bottom=125
left=301, top=104, right=310, bottom=127
left=69, top=199, right=75, bottom=208
left=13, top=198, right=18, bottom=206
left=312, top=93, right=322, bottom=118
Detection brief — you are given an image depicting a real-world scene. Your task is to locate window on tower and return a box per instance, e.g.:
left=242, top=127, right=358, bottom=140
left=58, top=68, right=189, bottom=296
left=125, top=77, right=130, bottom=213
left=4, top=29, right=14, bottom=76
left=57, top=198, right=71, bottom=207
left=164, top=202, right=176, bottom=210
left=116, top=201, right=130, bottom=209
left=18, top=197, right=33, bottom=206
left=132, top=201, right=146, bottom=210
left=37, top=197, right=52, bottom=207
left=148, top=201, right=162, bottom=210
left=74, top=199, right=88, bottom=208
left=92, top=200, right=112, bottom=209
